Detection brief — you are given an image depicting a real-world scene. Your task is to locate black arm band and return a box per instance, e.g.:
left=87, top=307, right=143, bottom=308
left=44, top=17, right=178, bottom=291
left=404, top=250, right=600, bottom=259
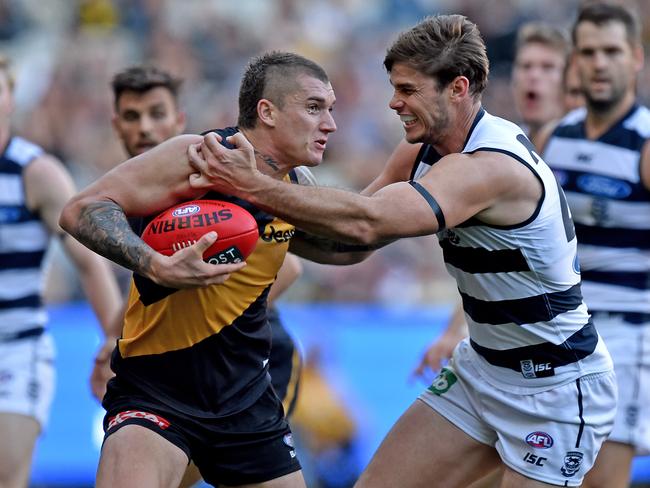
left=408, top=180, right=446, bottom=231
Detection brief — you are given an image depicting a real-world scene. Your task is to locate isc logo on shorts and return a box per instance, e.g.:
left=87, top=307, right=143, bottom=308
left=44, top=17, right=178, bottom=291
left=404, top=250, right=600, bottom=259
left=107, top=410, right=171, bottom=431
left=520, top=360, right=554, bottom=378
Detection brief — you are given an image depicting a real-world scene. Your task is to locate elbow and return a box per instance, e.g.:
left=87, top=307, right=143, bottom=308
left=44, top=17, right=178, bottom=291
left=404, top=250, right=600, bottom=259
left=59, top=196, right=83, bottom=236
left=344, top=209, right=386, bottom=246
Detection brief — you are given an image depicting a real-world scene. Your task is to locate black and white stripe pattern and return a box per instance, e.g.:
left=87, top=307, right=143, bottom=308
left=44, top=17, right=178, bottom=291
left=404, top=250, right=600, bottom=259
left=414, top=110, right=612, bottom=387
left=0, top=137, right=49, bottom=335
left=543, top=105, right=650, bottom=315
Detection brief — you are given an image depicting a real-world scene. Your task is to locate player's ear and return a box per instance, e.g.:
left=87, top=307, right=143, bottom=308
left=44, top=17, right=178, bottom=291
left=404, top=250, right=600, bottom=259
left=449, top=76, right=470, bottom=101
left=176, top=110, right=187, bottom=132
left=633, top=43, right=644, bottom=73
left=110, top=113, right=120, bottom=134
left=257, top=99, right=277, bottom=128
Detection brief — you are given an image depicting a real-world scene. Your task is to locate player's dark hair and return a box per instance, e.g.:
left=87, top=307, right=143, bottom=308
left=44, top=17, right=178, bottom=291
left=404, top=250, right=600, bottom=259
left=384, top=14, right=489, bottom=98
left=572, top=2, right=640, bottom=47
left=515, top=22, right=571, bottom=64
left=238, top=51, right=329, bottom=129
left=111, top=65, right=183, bottom=108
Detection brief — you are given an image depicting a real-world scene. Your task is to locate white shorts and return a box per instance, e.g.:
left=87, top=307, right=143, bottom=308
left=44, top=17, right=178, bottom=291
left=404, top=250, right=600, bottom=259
left=592, top=311, right=650, bottom=454
left=0, top=332, right=56, bottom=429
left=419, top=342, right=617, bottom=486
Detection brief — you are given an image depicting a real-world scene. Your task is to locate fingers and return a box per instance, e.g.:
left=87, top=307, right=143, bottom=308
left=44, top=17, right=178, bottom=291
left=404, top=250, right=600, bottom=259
left=409, top=345, right=449, bottom=384
left=90, top=346, right=114, bottom=402
left=409, top=354, right=432, bottom=383
left=424, top=349, right=444, bottom=373
left=187, top=143, right=207, bottom=174
left=204, top=132, right=225, bottom=152
left=94, top=340, right=115, bottom=363
left=193, top=231, right=218, bottom=254
left=225, top=132, right=254, bottom=152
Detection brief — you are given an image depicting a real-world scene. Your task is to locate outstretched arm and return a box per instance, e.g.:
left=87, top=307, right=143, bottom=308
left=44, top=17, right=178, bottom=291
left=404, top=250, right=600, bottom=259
left=286, top=144, right=419, bottom=265
left=187, top=132, right=522, bottom=244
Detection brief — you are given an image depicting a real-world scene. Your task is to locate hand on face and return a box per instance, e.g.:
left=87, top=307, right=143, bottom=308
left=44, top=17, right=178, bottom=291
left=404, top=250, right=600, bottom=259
left=187, top=132, right=260, bottom=197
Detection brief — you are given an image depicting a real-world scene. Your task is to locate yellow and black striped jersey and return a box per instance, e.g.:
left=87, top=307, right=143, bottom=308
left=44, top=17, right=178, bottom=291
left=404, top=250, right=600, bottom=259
left=111, top=127, right=296, bottom=417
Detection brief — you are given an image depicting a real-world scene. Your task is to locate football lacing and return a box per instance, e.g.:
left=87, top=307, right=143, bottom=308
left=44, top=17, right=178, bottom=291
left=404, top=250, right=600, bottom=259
left=172, top=240, right=197, bottom=252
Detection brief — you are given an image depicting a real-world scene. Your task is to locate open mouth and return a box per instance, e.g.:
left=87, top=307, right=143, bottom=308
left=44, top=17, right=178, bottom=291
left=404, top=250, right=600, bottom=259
left=525, top=91, right=539, bottom=102
left=400, top=114, right=418, bottom=128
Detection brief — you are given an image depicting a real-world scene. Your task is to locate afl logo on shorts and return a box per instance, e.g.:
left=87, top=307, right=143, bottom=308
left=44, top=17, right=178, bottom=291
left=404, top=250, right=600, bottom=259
left=171, top=204, right=201, bottom=217
left=525, top=431, right=553, bottom=449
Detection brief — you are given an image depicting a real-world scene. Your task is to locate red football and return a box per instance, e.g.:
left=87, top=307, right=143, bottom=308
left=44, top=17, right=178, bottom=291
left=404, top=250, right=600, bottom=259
left=142, top=199, right=258, bottom=264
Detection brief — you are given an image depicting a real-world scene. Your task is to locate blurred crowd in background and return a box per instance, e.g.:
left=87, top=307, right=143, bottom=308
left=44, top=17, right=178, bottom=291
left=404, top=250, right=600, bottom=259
left=3, top=0, right=649, bottom=304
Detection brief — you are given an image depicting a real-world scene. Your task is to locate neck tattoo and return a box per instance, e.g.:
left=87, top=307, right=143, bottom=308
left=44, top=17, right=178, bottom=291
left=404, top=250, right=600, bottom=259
left=254, top=150, right=280, bottom=172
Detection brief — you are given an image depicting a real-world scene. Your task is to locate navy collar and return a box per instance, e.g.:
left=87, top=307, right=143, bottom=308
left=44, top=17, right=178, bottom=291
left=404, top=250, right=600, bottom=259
left=463, top=106, right=486, bottom=149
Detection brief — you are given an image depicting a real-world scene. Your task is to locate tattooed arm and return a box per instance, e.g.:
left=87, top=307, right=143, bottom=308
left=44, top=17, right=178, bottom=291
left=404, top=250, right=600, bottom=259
left=60, top=135, right=245, bottom=288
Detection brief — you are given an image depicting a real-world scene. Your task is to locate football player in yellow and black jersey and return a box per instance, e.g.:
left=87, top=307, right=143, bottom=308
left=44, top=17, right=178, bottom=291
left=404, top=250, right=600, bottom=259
left=92, top=65, right=308, bottom=488
left=60, top=52, right=370, bottom=488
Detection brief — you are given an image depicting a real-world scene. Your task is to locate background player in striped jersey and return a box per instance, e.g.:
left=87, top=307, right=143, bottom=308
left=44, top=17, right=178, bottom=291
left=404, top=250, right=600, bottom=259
left=537, top=3, right=650, bottom=487
left=102, top=64, right=305, bottom=488
left=0, top=55, right=121, bottom=488
left=188, top=15, right=616, bottom=488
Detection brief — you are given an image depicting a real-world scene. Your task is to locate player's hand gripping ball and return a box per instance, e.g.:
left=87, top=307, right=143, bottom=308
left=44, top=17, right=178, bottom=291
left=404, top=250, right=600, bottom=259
left=142, top=200, right=258, bottom=264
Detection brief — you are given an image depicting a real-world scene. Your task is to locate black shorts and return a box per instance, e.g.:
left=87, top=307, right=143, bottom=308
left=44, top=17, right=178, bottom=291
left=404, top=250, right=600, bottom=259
left=103, top=381, right=301, bottom=486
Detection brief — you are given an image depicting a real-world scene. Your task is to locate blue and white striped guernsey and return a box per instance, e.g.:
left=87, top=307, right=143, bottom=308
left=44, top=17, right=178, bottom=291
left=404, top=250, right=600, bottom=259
left=0, top=136, right=49, bottom=336
left=543, top=104, right=650, bottom=317
left=412, top=109, right=612, bottom=391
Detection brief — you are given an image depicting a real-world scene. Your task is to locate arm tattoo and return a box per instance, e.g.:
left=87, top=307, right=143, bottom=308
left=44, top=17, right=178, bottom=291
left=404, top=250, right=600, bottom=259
left=76, top=201, right=153, bottom=274
left=254, top=149, right=279, bottom=172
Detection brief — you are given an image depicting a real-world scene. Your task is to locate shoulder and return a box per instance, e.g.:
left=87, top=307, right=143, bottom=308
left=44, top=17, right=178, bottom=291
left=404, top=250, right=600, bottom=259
left=3, top=136, right=44, bottom=167
left=624, top=105, right=650, bottom=137
left=24, top=152, right=70, bottom=186
left=23, top=152, right=76, bottom=212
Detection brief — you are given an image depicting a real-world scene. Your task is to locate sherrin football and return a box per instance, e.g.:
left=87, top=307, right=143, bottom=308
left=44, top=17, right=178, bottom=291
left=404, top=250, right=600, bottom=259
left=142, top=200, right=259, bottom=264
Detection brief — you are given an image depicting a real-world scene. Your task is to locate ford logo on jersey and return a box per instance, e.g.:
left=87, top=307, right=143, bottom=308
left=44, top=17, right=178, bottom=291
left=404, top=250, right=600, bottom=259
left=576, top=174, right=631, bottom=199
left=526, top=431, right=554, bottom=449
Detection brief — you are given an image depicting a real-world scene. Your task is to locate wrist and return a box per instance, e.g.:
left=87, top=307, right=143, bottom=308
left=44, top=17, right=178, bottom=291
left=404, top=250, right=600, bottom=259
left=146, top=251, right=169, bottom=285
left=244, top=170, right=279, bottom=205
